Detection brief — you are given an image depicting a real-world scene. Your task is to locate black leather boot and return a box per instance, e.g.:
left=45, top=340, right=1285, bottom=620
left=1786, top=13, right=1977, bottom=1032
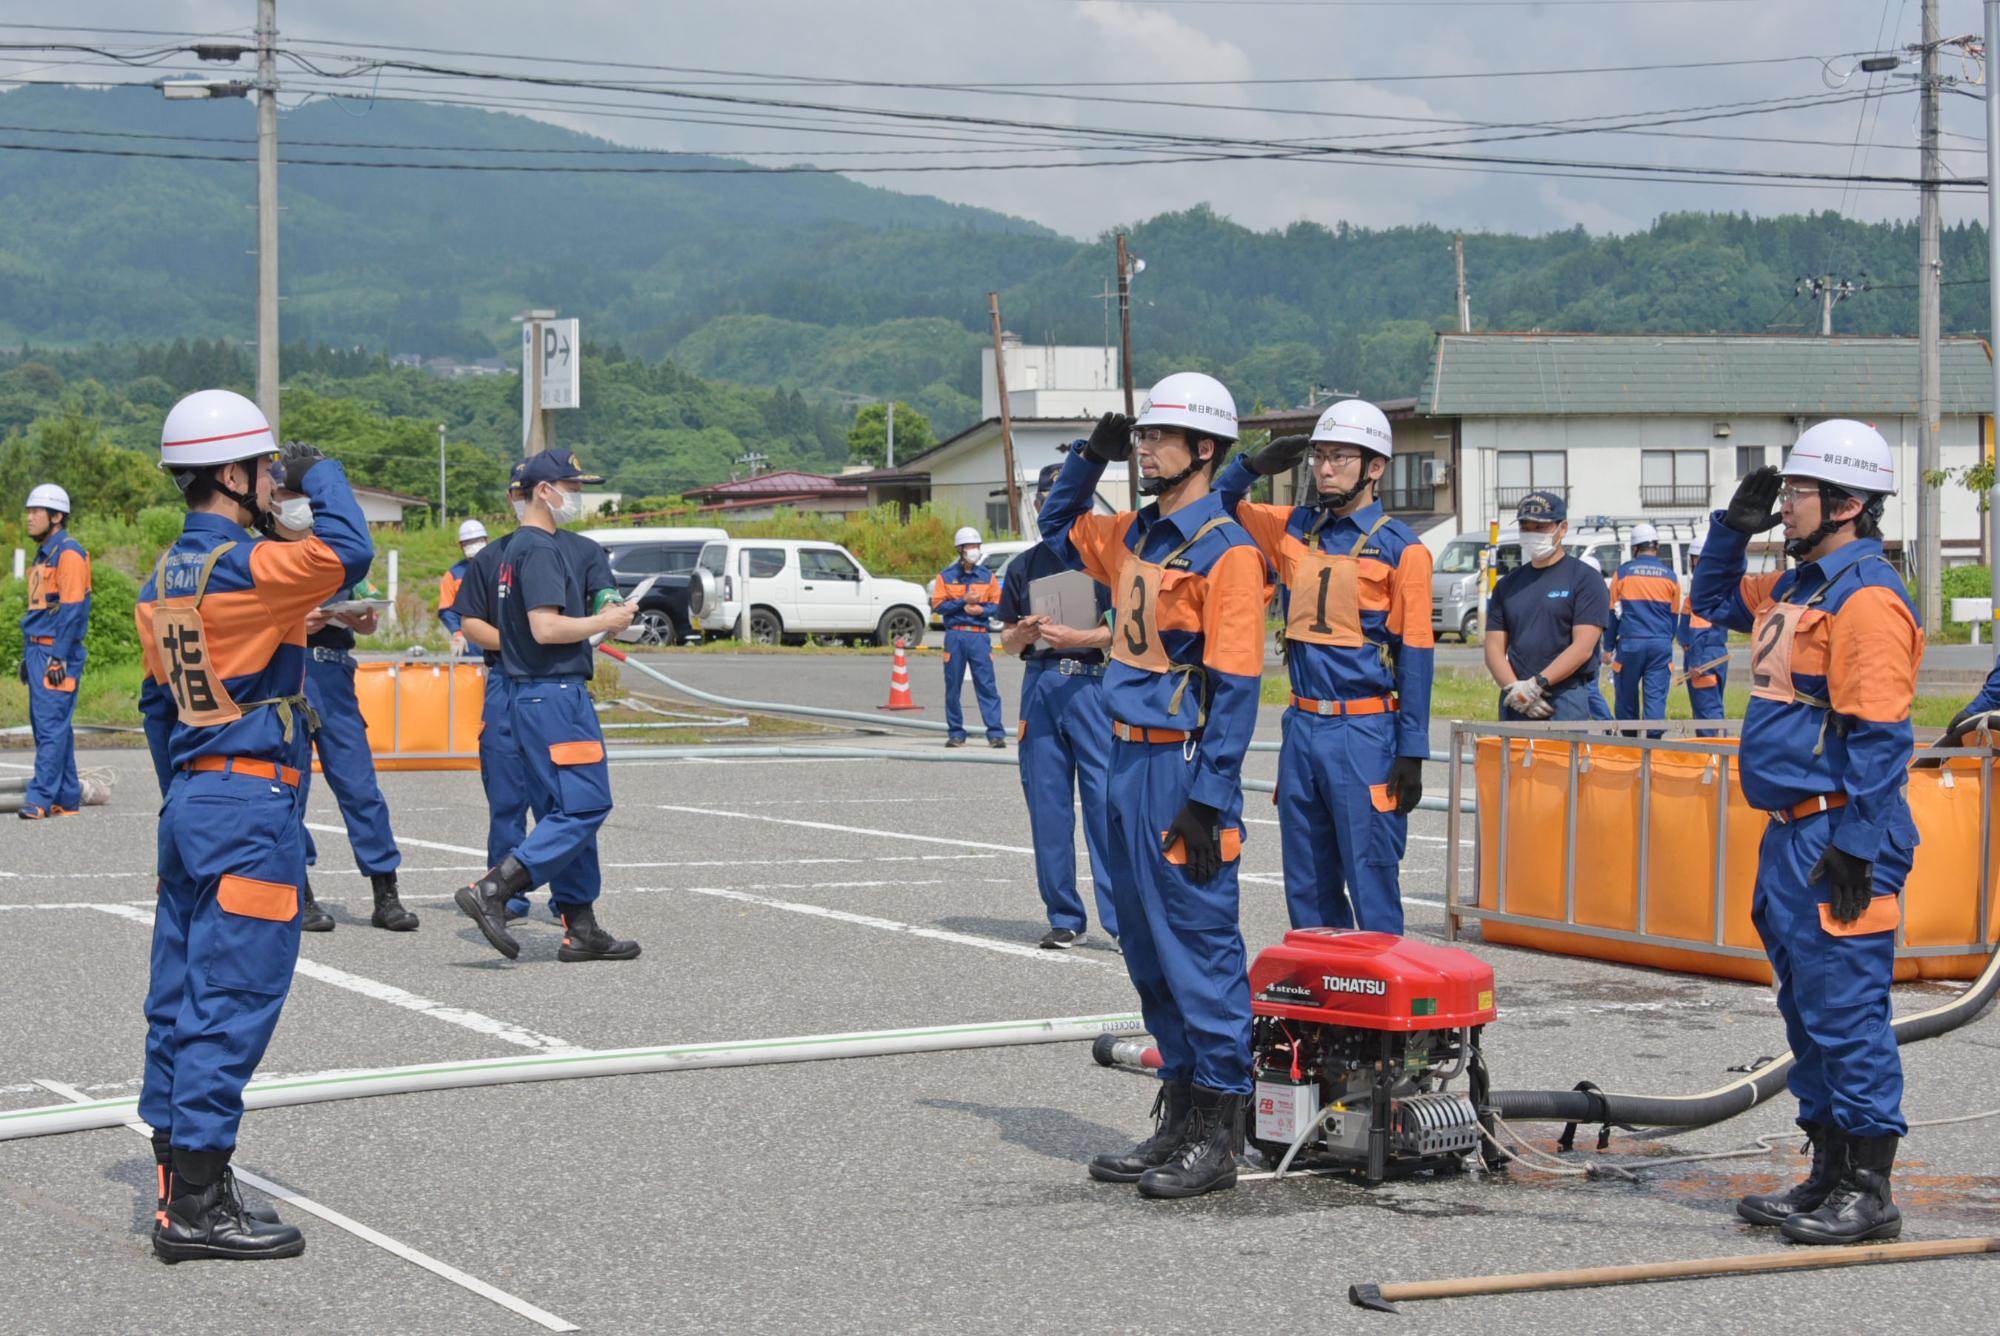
left=1137, top=1086, right=1245, bottom=1199
left=152, top=1134, right=276, bottom=1226
left=1088, top=1080, right=1194, bottom=1183
left=1781, top=1133, right=1903, bottom=1244
left=455, top=855, right=532, bottom=959
left=299, top=881, right=334, bottom=933
left=153, top=1151, right=304, bottom=1262
left=1738, top=1122, right=1845, bottom=1226
left=369, top=873, right=419, bottom=932
left=555, top=902, right=640, bottom=962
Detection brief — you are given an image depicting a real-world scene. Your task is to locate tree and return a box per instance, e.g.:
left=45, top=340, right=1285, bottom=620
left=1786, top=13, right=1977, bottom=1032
left=846, top=401, right=933, bottom=468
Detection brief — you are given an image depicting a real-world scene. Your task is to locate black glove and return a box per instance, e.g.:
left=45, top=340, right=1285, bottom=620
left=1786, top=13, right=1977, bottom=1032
left=1163, top=798, right=1225, bottom=884
left=273, top=440, right=329, bottom=493
left=1810, top=844, right=1874, bottom=925
left=1388, top=755, right=1424, bottom=815
left=1247, top=434, right=1312, bottom=478
left=1084, top=411, right=1135, bottom=465
left=43, top=660, right=65, bottom=689
left=15, top=658, right=25, bottom=684
left=1722, top=465, right=1783, bottom=535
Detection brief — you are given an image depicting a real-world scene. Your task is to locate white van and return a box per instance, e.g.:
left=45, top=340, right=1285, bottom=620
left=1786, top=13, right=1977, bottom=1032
left=1431, top=517, right=1706, bottom=641
left=687, top=539, right=932, bottom=647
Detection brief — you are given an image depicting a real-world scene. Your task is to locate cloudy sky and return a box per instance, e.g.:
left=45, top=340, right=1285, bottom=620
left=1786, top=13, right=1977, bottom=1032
left=4, top=0, right=1990, bottom=238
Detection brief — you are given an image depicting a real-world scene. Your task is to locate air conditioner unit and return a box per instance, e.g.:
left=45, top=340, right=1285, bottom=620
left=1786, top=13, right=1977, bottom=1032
left=1421, top=458, right=1445, bottom=485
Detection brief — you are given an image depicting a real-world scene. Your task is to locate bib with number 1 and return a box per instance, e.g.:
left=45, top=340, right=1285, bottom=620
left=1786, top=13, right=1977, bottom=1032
left=1284, top=513, right=1388, bottom=647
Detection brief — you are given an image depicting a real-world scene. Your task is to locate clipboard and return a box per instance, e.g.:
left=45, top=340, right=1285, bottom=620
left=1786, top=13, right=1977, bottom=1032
left=1028, top=569, right=1102, bottom=645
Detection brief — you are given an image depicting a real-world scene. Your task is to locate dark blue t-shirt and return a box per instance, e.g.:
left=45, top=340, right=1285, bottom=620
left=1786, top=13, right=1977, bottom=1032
left=1489, top=555, right=1610, bottom=685
left=997, top=542, right=1110, bottom=664
left=495, top=528, right=616, bottom=680
left=452, top=531, right=513, bottom=668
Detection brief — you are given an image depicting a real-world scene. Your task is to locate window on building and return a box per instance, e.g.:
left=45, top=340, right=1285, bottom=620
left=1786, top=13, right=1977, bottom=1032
left=1640, top=450, right=1711, bottom=508
left=1736, top=445, right=1766, bottom=479
left=985, top=500, right=1012, bottom=535
left=1495, top=451, right=1566, bottom=508
left=1382, top=452, right=1436, bottom=512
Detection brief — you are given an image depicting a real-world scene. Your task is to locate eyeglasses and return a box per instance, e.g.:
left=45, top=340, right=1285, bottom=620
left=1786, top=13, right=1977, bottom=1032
left=1131, top=426, right=1179, bottom=446
left=1309, top=447, right=1366, bottom=468
left=1778, top=485, right=1820, bottom=505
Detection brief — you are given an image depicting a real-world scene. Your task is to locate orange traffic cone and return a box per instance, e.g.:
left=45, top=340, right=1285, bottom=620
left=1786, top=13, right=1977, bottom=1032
left=879, top=638, right=923, bottom=711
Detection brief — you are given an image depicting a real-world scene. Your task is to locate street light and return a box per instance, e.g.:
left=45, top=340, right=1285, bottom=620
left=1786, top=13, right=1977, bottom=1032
left=158, top=78, right=251, bottom=100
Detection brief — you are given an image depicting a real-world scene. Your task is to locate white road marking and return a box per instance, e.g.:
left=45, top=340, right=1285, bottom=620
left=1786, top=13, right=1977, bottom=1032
left=82, top=904, right=579, bottom=1053
left=307, top=822, right=487, bottom=859
left=30, top=1079, right=579, bottom=1334
left=651, top=884, right=1112, bottom=968
left=658, top=804, right=1036, bottom=854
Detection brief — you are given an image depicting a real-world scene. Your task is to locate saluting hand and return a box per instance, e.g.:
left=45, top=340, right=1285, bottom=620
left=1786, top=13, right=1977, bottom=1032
left=1246, top=434, right=1312, bottom=478
left=1722, top=465, right=1784, bottom=535
left=1084, top=412, right=1136, bottom=464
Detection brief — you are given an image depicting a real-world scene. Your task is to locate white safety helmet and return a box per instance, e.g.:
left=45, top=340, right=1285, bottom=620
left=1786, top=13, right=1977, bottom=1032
left=1310, top=399, right=1393, bottom=458
left=458, top=519, right=489, bottom=544
left=159, top=389, right=275, bottom=471
left=1630, top=522, right=1659, bottom=546
left=26, top=483, right=70, bottom=515
left=1135, top=371, right=1238, bottom=443
left=953, top=526, right=982, bottom=549
left=1783, top=419, right=1896, bottom=495
left=1690, top=530, right=1707, bottom=559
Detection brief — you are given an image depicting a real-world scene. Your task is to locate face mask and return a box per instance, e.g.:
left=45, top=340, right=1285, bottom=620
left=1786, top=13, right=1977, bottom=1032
left=276, top=496, right=314, bottom=531
left=1520, top=532, right=1560, bottom=563
left=511, top=496, right=529, bottom=521
left=462, top=540, right=487, bottom=559
left=962, top=547, right=983, bottom=566
left=544, top=486, right=586, bottom=524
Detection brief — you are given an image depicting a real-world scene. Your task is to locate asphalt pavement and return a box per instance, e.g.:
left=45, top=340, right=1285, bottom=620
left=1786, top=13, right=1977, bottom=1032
left=1, top=704, right=1996, bottom=1332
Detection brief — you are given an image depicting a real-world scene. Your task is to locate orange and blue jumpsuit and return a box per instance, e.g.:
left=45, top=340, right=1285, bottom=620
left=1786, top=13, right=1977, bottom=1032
left=1677, top=584, right=1729, bottom=736
left=931, top=558, right=1005, bottom=744
left=438, top=559, right=468, bottom=637
left=1607, top=551, right=1681, bottom=736
left=134, top=461, right=373, bottom=1158
left=1039, top=449, right=1269, bottom=1096
left=1214, top=457, right=1432, bottom=934
left=1693, top=520, right=1921, bottom=1140
left=20, top=527, right=91, bottom=816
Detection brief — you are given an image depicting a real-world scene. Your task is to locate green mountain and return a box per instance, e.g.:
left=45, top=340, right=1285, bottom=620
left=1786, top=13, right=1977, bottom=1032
left=0, top=85, right=1992, bottom=439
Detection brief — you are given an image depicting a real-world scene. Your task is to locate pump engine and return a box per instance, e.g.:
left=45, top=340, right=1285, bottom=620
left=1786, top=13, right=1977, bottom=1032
left=1247, top=929, right=1498, bottom=1182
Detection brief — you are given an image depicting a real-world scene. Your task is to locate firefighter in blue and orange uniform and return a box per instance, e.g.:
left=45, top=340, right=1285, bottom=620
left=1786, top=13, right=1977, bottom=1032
left=1607, top=521, right=1680, bottom=737
left=1694, top=420, right=1920, bottom=1247
left=449, top=463, right=541, bottom=920
left=19, top=483, right=91, bottom=819
left=438, top=518, right=488, bottom=657
left=135, top=388, right=374, bottom=1261
left=998, top=460, right=1118, bottom=950
left=932, top=527, right=1006, bottom=749
left=1041, top=371, right=1268, bottom=1201
left=1678, top=529, right=1728, bottom=735
left=456, top=448, right=642, bottom=963
left=1213, top=399, right=1432, bottom=935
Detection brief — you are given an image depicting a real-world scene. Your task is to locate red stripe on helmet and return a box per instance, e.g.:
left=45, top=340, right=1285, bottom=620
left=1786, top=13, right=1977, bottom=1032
left=161, top=426, right=274, bottom=450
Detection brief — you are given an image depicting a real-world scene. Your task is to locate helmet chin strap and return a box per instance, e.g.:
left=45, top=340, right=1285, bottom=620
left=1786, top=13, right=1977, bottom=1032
left=1314, top=477, right=1372, bottom=511
left=1137, top=442, right=1212, bottom=497
left=212, top=458, right=266, bottom=529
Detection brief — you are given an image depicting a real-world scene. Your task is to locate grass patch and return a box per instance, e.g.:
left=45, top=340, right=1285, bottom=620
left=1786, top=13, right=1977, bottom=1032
left=0, top=659, right=151, bottom=740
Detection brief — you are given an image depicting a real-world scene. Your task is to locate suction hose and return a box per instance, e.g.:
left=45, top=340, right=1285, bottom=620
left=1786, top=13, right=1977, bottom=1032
left=1490, top=945, right=2000, bottom=1128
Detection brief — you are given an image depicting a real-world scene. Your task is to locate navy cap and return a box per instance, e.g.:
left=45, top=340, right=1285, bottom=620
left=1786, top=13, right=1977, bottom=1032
left=1036, top=462, right=1062, bottom=495
left=1515, top=490, right=1567, bottom=523
left=518, top=449, right=605, bottom=489
left=508, top=459, right=528, bottom=491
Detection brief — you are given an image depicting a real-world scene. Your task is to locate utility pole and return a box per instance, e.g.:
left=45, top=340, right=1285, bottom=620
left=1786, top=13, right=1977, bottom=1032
left=1918, top=0, right=1944, bottom=633
left=1117, top=234, right=1139, bottom=509
left=1454, top=233, right=1471, bottom=333
left=1986, top=0, right=2000, bottom=655
left=437, top=423, right=447, bottom=525
left=1797, top=276, right=1858, bottom=335
left=988, top=292, right=1022, bottom=534
left=254, top=0, right=279, bottom=434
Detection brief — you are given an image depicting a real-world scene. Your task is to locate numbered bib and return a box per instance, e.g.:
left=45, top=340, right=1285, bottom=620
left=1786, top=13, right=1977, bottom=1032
left=1284, top=550, right=1365, bottom=647
left=1749, top=600, right=1812, bottom=704
left=151, top=543, right=246, bottom=727
left=1110, top=552, right=1172, bottom=673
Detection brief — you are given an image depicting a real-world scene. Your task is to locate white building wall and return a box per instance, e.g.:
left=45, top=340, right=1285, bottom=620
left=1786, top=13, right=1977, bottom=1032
left=927, top=421, right=1129, bottom=536
left=981, top=343, right=1122, bottom=418
left=1455, top=414, right=1986, bottom=557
